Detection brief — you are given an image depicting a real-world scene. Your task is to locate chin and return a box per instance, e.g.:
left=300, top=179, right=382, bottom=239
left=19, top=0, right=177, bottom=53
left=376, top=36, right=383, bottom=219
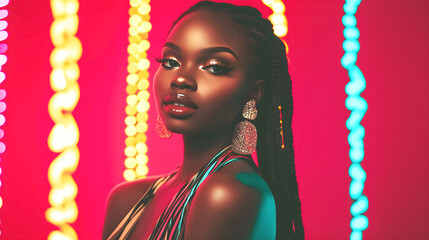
left=164, top=119, right=195, bottom=134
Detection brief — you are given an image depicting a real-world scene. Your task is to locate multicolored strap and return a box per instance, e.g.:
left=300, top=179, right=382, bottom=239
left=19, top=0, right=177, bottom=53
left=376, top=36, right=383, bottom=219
left=108, top=145, right=255, bottom=240
left=107, top=173, right=175, bottom=240
left=149, top=146, right=255, bottom=240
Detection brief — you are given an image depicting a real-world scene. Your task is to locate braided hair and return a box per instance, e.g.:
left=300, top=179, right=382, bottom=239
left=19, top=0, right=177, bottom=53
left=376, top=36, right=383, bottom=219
left=170, top=1, right=304, bottom=239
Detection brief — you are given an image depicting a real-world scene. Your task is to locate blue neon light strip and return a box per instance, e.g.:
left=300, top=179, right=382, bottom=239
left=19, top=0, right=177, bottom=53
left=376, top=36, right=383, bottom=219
left=341, top=0, right=368, bottom=239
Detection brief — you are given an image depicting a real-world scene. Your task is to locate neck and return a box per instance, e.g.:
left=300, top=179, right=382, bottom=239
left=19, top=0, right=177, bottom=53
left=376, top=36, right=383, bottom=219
left=174, top=127, right=233, bottom=184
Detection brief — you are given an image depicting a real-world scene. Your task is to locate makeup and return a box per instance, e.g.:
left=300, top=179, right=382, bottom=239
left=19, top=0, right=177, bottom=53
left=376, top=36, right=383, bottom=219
left=163, top=93, right=198, bottom=118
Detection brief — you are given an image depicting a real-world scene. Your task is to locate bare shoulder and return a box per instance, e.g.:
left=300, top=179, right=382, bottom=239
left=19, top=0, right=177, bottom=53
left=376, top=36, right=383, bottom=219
left=102, top=176, right=160, bottom=240
left=185, top=161, right=276, bottom=240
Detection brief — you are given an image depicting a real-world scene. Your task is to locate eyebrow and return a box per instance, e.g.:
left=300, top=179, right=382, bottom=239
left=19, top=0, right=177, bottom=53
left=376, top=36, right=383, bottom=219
left=164, top=42, right=239, bottom=61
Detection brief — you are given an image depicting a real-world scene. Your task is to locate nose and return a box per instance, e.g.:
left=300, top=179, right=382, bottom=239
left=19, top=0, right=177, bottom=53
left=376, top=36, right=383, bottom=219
left=170, top=76, right=197, bottom=91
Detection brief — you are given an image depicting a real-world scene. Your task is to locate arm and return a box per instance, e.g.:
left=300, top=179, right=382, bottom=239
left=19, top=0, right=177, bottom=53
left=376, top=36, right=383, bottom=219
left=184, top=171, right=276, bottom=240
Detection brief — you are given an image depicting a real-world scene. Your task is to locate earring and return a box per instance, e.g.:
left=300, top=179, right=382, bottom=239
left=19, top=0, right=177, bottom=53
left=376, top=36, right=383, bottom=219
left=232, top=100, right=257, bottom=155
left=156, top=115, right=172, bottom=138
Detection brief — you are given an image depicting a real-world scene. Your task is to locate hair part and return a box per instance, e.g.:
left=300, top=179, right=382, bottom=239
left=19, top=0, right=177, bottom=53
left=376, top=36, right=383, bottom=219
left=171, top=1, right=304, bottom=239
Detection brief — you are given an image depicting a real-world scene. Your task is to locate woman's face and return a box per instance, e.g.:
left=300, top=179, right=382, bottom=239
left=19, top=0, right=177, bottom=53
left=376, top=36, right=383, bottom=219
left=154, top=10, right=260, bottom=135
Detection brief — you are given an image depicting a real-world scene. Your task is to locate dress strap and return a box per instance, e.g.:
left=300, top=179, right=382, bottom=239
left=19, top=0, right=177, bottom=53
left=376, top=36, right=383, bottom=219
left=107, top=172, right=176, bottom=240
left=216, top=156, right=259, bottom=174
left=149, top=146, right=257, bottom=240
left=108, top=146, right=258, bottom=240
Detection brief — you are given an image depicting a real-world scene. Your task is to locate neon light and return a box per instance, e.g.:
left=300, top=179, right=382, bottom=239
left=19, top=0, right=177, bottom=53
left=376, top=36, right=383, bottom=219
left=46, top=0, right=81, bottom=239
left=0, top=0, right=7, bottom=237
left=124, top=0, right=151, bottom=181
left=341, top=0, right=368, bottom=239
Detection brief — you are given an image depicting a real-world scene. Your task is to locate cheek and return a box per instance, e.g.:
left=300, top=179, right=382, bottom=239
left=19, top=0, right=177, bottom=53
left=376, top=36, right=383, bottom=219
left=197, top=77, right=248, bottom=121
left=153, top=68, right=169, bottom=105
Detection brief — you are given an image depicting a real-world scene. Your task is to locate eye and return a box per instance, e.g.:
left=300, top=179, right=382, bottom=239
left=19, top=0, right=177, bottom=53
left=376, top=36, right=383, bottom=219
left=202, top=64, right=233, bottom=76
left=156, top=57, right=180, bottom=69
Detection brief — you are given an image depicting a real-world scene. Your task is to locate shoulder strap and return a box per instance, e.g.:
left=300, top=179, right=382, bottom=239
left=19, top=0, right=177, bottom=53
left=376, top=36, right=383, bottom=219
left=107, top=173, right=174, bottom=240
left=149, top=146, right=258, bottom=240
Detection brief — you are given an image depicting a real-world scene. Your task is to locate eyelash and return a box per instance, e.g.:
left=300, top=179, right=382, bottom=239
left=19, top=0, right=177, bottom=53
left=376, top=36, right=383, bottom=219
left=156, top=57, right=180, bottom=69
left=202, top=64, right=233, bottom=76
left=155, top=57, right=233, bottom=76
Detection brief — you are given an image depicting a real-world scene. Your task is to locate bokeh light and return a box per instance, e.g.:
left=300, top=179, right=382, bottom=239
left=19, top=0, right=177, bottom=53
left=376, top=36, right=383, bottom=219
left=0, top=0, right=7, bottom=237
left=262, top=0, right=289, bottom=55
left=341, top=0, right=369, bottom=239
left=46, top=0, right=81, bottom=239
left=124, top=0, right=151, bottom=181
left=0, top=0, right=9, bottom=236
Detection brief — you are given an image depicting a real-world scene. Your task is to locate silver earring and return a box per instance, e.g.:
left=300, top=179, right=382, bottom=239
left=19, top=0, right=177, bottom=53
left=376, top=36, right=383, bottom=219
left=232, top=100, right=257, bottom=155
left=156, top=115, right=172, bottom=138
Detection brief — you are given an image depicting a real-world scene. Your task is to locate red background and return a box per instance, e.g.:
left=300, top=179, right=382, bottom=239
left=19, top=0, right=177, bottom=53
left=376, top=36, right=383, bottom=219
left=2, top=0, right=428, bottom=239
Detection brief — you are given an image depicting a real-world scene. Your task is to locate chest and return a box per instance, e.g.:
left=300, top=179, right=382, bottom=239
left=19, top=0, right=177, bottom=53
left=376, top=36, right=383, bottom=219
left=127, top=182, right=185, bottom=240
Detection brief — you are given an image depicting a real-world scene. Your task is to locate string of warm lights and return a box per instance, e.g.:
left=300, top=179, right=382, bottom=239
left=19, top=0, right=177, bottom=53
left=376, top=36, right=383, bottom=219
left=0, top=0, right=8, bottom=237
left=123, top=0, right=151, bottom=181
left=341, top=1, right=369, bottom=239
left=46, top=0, right=82, bottom=239
left=263, top=0, right=288, bottom=150
left=262, top=0, right=289, bottom=54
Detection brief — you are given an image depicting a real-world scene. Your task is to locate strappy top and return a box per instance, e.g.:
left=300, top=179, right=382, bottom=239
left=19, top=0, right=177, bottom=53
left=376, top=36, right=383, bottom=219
left=108, top=145, right=257, bottom=240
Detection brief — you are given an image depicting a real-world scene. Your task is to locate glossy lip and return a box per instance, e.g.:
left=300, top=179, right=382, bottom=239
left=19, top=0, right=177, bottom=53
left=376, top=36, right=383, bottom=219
left=163, top=93, right=198, bottom=118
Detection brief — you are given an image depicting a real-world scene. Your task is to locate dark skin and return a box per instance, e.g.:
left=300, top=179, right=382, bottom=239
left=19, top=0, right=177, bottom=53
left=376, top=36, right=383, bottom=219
left=103, top=10, right=276, bottom=240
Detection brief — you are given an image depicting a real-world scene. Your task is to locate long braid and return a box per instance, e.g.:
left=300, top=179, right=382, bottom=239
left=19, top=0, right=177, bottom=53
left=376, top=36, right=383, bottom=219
left=271, top=33, right=304, bottom=239
left=257, top=29, right=304, bottom=239
left=170, top=2, right=304, bottom=239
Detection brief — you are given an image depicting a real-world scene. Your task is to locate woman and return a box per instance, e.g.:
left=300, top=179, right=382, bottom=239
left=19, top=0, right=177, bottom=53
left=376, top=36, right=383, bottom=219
left=103, top=1, right=304, bottom=239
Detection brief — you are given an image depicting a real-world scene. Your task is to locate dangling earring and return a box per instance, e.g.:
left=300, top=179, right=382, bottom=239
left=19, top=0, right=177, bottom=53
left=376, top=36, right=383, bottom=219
left=232, top=100, right=257, bottom=155
left=156, top=115, right=172, bottom=138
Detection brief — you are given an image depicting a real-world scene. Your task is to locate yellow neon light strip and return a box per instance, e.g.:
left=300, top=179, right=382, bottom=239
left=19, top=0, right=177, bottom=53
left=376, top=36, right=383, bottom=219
left=46, top=0, right=82, bottom=239
left=124, top=0, right=151, bottom=181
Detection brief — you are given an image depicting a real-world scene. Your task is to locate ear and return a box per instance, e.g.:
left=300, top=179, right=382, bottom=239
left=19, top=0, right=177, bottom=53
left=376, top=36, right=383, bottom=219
left=250, top=79, right=265, bottom=104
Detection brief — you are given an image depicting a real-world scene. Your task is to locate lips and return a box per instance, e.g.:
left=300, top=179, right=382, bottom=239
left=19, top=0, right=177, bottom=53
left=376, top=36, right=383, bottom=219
left=163, top=93, right=198, bottom=118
